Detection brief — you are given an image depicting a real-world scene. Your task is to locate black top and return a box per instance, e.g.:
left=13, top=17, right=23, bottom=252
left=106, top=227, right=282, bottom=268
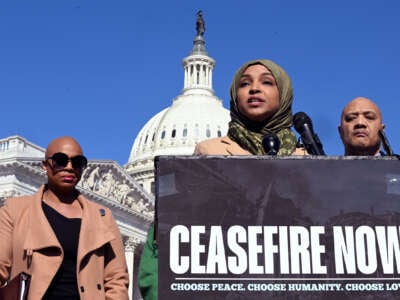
left=42, top=201, right=81, bottom=300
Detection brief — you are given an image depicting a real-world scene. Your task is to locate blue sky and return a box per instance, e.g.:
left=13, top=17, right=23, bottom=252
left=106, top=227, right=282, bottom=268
left=1, top=1, right=399, bottom=164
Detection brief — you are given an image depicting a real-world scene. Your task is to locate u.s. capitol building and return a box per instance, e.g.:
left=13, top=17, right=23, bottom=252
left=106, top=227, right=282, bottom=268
left=0, top=16, right=229, bottom=300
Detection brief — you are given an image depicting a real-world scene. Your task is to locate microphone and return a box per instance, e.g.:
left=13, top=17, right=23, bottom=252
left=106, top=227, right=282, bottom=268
left=378, top=130, right=394, bottom=156
left=293, top=112, right=325, bottom=155
left=262, top=133, right=280, bottom=155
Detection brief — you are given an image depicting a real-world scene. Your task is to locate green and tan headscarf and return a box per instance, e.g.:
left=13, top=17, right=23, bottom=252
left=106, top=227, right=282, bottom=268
left=227, top=59, right=297, bottom=155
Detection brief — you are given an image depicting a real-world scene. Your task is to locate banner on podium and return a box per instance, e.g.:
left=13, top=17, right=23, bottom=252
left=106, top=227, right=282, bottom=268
left=156, top=156, right=400, bottom=300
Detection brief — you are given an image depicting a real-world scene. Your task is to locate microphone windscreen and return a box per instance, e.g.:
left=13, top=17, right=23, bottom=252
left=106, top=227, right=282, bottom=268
left=293, top=112, right=314, bottom=133
left=262, top=133, right=280, bottom=155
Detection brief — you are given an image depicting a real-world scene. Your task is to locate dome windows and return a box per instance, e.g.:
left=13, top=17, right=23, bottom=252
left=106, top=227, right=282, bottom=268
left=217, top=126, right=222, bottom=137
left=206, top=125, right=211, bottom=138
left=135, top=121, right=228, bottom=153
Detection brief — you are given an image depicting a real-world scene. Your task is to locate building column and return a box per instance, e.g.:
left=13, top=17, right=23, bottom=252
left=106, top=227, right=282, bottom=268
left=125, top=237, right=140, bottom=300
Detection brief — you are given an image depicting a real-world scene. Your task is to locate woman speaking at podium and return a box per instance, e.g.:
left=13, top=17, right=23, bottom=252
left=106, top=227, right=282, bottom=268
left=138, top=59, right=308, bottom=300
left=195, top=59, right=306, bottom=156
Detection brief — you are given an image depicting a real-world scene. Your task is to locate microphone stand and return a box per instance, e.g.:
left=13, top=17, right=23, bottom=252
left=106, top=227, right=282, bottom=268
left=378, top=130, right=394, bottom=156
left=379, top=130, right=400, bottom=160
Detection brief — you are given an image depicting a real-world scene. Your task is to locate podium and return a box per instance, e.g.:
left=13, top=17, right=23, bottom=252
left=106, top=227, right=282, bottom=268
left=156, top=156, right=400, bottom=300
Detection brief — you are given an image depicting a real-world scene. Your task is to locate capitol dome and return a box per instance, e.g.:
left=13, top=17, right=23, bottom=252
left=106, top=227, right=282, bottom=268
left=125, top=20, right=230, bottom=194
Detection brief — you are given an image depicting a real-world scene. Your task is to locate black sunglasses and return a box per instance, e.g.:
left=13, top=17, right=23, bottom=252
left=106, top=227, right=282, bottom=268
left=46, top=152, right=88, bottom=171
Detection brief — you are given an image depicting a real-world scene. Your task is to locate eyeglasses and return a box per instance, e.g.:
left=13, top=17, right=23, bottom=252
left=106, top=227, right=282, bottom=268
left=46, top=152, right=88, bottom=171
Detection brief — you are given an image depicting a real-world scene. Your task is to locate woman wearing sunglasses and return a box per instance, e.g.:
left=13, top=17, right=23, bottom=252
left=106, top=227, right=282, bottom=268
left=0, top=136, right=129, bottom=299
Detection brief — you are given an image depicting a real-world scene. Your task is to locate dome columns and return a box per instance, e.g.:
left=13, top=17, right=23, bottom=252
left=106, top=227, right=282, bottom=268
left=182, top=55, right=215, bottom=96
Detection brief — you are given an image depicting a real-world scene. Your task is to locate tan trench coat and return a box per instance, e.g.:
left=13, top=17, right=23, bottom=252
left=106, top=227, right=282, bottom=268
left=0, top=185, right=129, bottom=300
